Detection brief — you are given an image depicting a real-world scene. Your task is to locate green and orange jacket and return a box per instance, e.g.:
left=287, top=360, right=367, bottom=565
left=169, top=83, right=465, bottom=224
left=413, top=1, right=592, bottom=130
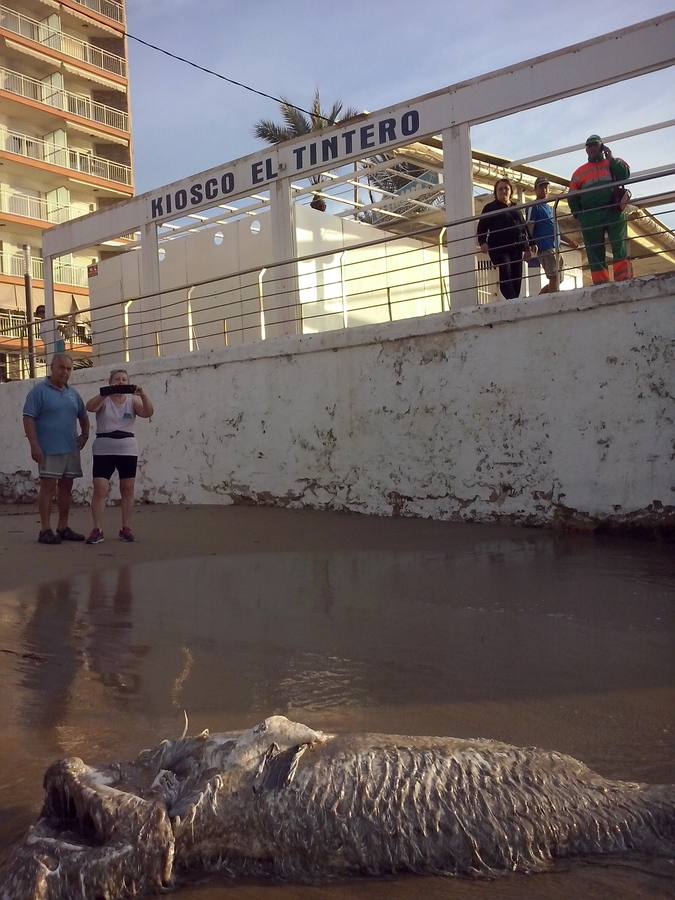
left=568, top=156, right=630, bottom=216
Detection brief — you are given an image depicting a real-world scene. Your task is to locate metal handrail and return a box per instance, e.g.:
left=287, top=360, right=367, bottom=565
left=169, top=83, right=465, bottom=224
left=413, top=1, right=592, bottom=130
left=0, top=312, right=92, bottom=344
left=53, top=262, right=89, bottom=287
left=0, top=253, right=89, bottom=287
left=0, top=189, right=71, bottom=223
left=0, top=309, right=32, bottom=339
left=70, top=0, right=124, bottom=25
left=0, top=66, right=129, bottom=131
left=0, top=5, right=126, bottom=76
left=0, top=127, right=132, bottom=185
left=2, top=172, right=673, bottom=377
left=79, top=174, right=675, bottom=362
left=1, top=253, right=43, bottom=281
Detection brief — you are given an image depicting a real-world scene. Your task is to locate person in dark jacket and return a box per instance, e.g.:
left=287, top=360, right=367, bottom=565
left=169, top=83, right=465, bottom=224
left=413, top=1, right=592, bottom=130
left=477, top=178, right=534, bottom=300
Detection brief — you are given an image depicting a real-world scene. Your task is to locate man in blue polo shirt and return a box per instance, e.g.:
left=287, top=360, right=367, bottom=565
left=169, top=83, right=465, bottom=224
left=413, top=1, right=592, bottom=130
left=23, top=353, right=89, bottom=544
left=526, top=176, right=578, bottom=294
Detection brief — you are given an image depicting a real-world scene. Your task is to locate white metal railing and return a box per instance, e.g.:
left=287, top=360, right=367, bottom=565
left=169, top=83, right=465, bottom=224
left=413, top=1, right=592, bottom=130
left=0, top=310, right=92, bottom=344
left=0, top=5, right=126, bottom=76
left=0, top=127, right=132, bottom=185
left=0, top=189, right=73, bottom=223
left=0, top=309, right=30, bottom=339
left=0, top=128, right=42, bottom=161
left=476, top=258, right=496, bottom=304
left=68, top=147, right=131, bottom=184
left=70, top=0, right=124, bottom=25
left=1, top=190, right=46, bottom=221
left=0, top=66, right=129, bottom=131
left=1, top=253, right=43, bottom=280
left=0, top=253, right=88, bottom=287
left=79, top=168, right=675, bottom=365
left=61, top=34, right=126, bottom=77
left=54, top=262, right=89, bottom=287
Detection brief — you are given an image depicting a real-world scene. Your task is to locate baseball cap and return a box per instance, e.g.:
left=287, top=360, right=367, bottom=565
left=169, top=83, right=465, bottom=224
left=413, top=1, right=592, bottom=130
left=585, top=134, right=603, bottom=145
left=534, top=176, right=550, bottom=188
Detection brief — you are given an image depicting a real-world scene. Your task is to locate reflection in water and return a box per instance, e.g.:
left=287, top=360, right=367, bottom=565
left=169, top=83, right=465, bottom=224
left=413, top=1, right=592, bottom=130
left=1, top=533, right=674, bottom=899
left=109, top=546, right=674, bottom=739
left=21, top=580, right=80, bottom=729
left=85, top=567, right=141, bottom=695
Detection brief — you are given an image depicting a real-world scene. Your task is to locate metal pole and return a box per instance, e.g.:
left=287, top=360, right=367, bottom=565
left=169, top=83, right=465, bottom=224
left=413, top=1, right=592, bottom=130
left=354, top=161, right=359, bottom=220
left=22, top=244, right=36, bottom=379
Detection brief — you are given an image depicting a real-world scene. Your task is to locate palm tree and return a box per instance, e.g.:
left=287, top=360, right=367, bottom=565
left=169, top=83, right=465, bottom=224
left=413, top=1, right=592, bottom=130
left=254, top=90, right=360, bottom=197
left=254, top=92, right=437, bottom=221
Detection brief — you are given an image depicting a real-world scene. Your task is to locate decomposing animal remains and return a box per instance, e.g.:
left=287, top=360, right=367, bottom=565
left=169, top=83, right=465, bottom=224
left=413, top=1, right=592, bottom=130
left=1, top=715, right=673, bottom=898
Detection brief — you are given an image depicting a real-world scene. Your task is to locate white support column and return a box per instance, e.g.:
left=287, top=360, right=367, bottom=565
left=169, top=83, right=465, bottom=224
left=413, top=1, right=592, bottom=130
left=266, top=175, right=300, bottom=339
left=442, top=124, right=478, bottom=309
left=42, top=255, right=57, bottom=358
left=139, top=222, right=161, bottom=359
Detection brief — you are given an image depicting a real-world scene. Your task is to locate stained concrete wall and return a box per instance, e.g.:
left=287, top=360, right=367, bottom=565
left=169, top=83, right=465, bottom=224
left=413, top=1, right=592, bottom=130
left=1, top=274, right=673, bottom=530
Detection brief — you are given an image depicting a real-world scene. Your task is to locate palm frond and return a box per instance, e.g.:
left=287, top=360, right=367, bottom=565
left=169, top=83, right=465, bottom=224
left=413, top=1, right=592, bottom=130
left=309, top=89, right=325, bottom=130
left=338, top=105, right=360, bottom=122
left=325, top=100, right=344, bottom=124
left=280, top=100, right=311, bottom=137
left=253, top=119, right=294, bottom=144
left=253, top=91, right=362, bottom=159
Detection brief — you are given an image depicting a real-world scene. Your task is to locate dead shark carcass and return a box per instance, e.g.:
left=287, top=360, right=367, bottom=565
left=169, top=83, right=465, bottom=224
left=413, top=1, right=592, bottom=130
left=1, top=715, right=674, bottom=898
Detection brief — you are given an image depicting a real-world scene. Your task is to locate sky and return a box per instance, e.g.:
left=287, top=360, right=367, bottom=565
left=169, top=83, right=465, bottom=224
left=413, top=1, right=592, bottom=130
left=125, top=0, right=675, bottom=201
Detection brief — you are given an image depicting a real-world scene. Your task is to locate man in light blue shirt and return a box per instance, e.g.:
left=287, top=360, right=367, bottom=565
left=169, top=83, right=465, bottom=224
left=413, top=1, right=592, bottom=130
left=526, top=177, right=578, bottom=294
left=22, top=353, right=89, bottom=544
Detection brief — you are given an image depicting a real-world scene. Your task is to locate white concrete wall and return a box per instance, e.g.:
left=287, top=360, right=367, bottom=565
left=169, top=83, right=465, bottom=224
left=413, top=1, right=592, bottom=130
left=89, top=215, right=274, bottom=363
left=1, top=274, right=673, bottom=530
left=295, top=206, right=445, bottom=332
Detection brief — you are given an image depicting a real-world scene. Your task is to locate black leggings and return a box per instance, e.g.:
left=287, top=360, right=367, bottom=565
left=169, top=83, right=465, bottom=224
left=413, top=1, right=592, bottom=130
left=489, top=249, right=523, bottom=300
left=92, top=454, right=138, bottom=480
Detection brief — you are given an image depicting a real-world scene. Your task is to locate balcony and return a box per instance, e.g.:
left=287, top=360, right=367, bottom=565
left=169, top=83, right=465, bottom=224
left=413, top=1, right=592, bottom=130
left=1, top=127, right=133, bottom=186
left=1, top=252, right=89, bottom=287
left=0, top=5, right=127, bottom=77
left=0, top=309, right=92, bottom=343
left=69, top=0, right=124, bottom=25
left=0, top=66, right=129, bottom=131
left=1, top=189, right=53, bottom=222
left=53, top=260, right=89, bottom=287
left=0, top=188, right=78, bottom=224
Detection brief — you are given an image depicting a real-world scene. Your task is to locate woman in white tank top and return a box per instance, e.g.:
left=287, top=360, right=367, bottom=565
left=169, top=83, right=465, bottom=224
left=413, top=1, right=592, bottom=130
left=84, top=368, right=154, bottom=543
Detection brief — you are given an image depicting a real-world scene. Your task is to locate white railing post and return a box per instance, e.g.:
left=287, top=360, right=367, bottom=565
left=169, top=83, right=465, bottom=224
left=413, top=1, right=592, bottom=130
left=42, top=255, right=57, bottom=358
left=266, top=173, right=300, bottom=339
left=442, top=123, right=478, bottom=309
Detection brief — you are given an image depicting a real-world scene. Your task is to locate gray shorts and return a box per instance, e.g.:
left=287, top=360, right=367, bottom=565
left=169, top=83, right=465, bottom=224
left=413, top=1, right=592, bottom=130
left=39, top=452, right=83, bottom=480
left=538, top=251, right=558, bottom=280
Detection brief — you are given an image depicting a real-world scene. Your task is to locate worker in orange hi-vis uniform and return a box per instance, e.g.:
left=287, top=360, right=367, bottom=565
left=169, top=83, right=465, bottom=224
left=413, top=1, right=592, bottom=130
left=568, top=135, right=632, bottom=285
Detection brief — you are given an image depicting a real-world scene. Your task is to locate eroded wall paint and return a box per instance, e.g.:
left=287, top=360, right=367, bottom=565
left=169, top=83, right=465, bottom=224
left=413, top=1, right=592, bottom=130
left=2, top=275, right=673, bottom=531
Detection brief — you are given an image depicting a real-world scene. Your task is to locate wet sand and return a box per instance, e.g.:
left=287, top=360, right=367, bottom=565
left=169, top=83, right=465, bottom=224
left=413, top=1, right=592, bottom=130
left=0, top=505, right=674, bottom=898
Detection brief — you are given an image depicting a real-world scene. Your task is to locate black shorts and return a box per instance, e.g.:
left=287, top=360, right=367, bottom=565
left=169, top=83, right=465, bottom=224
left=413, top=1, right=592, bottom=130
left=92, top=455, right=138, bottom=481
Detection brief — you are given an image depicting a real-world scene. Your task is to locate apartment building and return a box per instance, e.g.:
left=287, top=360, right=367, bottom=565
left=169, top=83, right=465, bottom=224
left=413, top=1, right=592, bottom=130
left=0, top=0, right=132, bottom=378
